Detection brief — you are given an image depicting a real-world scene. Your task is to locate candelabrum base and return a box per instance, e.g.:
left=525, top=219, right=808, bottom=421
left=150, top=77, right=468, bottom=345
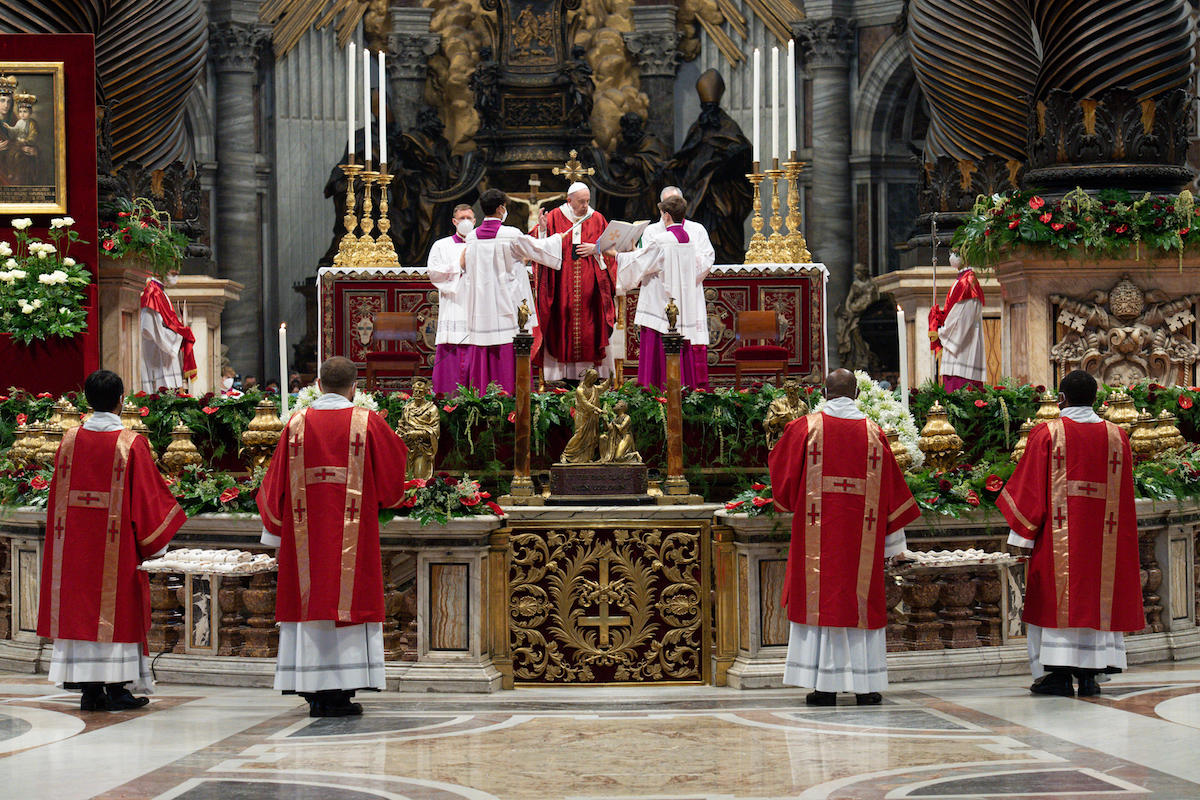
left=333, top=234, right=358, bottom=267
left=745, top=233, right=770, bottom=263
left=787, top=232, right=813, bottom=263
left=766, top=233, right=790, bottom=264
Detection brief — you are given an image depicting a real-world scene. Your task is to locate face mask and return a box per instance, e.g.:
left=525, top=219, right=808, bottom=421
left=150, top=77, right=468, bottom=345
left=164, top=274, right=179, bottom=287
left=222, top=377, right=234, bottom=390
left=456, top=218, right=474, bottom=237
left=500, top=207, right=508, bottom=223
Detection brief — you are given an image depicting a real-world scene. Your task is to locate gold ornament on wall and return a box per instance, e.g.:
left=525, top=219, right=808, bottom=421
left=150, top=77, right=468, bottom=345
left=917, top=402, right=963, bottom=472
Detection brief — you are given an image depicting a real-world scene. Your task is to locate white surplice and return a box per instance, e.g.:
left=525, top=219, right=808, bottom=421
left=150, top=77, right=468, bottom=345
left=618, top=225, right=709, bottom=345
left=48, top=412, right=163, bottom=693
left=260, top=392, right=386, bottom=693
left=140, top=306, right=185, bottom=393
left=1007, top=403, right=1128, bottom=679
left=642, top=218, right=716, bottom=279
left=460, top=223, right=559, bottom=347
left=938, top=283, right=985, bottom=383
left=782, top=396, right=907, bottom=694
left=426, top=234, right=469, bottom=346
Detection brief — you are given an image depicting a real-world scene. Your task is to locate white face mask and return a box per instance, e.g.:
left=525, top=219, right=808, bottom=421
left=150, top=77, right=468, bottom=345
left=499, top=207, right=508, bottom=223
left=222, top=377, right=234, bottom=390
left=164, top=273, right=179, bottom=287
left=456, top=218, right=474, bottom=238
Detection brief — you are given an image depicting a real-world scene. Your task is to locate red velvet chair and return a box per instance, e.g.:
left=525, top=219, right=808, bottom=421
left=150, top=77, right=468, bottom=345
left=364, top=312, right=423, bottom=391
left=733, top=310, right=789, bottom=388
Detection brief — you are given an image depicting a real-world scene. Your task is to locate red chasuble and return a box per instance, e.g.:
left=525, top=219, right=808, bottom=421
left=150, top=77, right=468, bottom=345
left=37, top=428, right=186, bottom=643
left=140, top=278, right=198, bottom=379
left=997, top=418, right=1143, bottom=631
left=769, top=413, right=920, bottom=629
left=257, top=407, right=407, bottom=624
left=537, top=206, right=618, bottom=366
left=928, top=268, right=984, bottom=353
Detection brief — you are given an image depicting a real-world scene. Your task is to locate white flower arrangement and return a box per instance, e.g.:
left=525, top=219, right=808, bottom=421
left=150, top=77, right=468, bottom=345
left=37, top=270, right=68, bottom=285
left=49, top=217, right=74, bottom=229
left=10, top=217, right=32, bottom=230
left=289, top=383, right=379, bottom=418
left=0, top=242, right=11, bottom=257
left=815, top=370, right=924, bottom=469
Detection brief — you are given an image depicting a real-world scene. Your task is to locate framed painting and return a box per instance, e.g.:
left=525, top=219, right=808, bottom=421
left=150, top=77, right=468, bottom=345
left=0, top=61, right=66, bottom=214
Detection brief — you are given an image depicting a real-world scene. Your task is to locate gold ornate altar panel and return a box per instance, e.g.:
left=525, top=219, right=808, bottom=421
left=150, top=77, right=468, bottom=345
left=508, top=521, right=712, bottom=685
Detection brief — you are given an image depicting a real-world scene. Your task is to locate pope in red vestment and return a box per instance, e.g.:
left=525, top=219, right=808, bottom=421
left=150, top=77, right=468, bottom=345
left=997, top=370, right=1143, bottom=697
left=38, top=369, right=186, bottom=710
left=537, top=183, right=619, bottom=381
left=768, top=371, right=920, bottom=704
left=256, top=357, right=407, bottom=716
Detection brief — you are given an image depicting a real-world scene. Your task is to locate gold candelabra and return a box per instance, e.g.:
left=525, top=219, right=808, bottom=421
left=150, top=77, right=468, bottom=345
left=783, top=154, right=812, bottom=263
left=765, top=160, right=788, bottom=263
left=333, top=161, right=363, bottom=267
left=744, top=163, right=770, bottom=263
left=357, top=168, right=379, bottom=264
left=372, top=171, right=400, bottom=268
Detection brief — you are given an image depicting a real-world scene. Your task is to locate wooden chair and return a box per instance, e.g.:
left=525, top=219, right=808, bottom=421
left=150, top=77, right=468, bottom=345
left=364, top=312, right=423, bottom=391
left=732, top=310, right=789, bottom=388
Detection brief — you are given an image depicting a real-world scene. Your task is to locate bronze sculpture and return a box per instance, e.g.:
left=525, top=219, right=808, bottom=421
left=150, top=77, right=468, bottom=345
left=399, top=377, right=441, bottom=481
left=560, top=368, right=611, bottom=464
left=764, top=379, right=810, bottom=450
left=836, top=263, right=883, bottom=373
left=599, top=400, right=641, bottom=464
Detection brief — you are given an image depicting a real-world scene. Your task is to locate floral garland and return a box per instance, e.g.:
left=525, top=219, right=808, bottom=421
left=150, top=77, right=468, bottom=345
left=290, top=384, right=378, bottom=417
left=387, top=473, right=504, bottom=526
left=0, top=217, right=91, bottom=344
left=724, top=480, right=774, bottom=515
left=814, top=370, right=924, bottom=469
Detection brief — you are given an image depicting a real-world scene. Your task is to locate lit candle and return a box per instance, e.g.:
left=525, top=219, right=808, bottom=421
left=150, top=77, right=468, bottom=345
left=752, top=48, right=761, bottom=166
left=279, top=323, right=289, bottom=418
left=771, top=46, right=779, bottom=163
left=347, top=42, right=355, bottom=159
left=363, top=47, right=371, bottom=165
left=896, top=305, right=909, bottom=412
left=787, top=39, right=796, bottom=156
left=377, top=50, right=386, bottom=168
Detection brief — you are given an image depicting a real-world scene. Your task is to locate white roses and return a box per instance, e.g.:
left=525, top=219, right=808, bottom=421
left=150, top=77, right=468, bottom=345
left=0, top=267, right=27, bottom=282
left=10, top=218, right=32, bottom=231
left=18, top=298, right=42, bottom=314
left=37, top=270, right=68, bottom=285
left=49, top=217, right=75, bottom=229
left=29, top=242, right=56, bottom=259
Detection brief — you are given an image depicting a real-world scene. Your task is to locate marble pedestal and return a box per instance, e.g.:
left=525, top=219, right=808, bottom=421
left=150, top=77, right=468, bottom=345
left=719, top=512, right=793, bottom=689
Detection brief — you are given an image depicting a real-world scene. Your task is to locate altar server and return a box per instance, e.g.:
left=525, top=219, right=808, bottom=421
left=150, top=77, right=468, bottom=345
left=609, top=195, right=711, bottom=389
left=456, top=188, right=563, bottom=393
left=37, top=369, right=187, bottom=711
left=769, top=369, right=920, bottom=705
left=428, top=203, right=474, bottom=394
left=928, top=252, right=985, bottom=391
left=257, top=357, right=408, bottom=717
left=140, top=270, right=196, bottom=392
left=643, top=186, right=716, bottom=275
left=998, top=370, right=1143, bottom=697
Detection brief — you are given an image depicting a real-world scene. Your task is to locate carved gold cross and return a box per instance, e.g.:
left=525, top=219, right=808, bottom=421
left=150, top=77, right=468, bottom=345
left=552, top=150, right=594, bottom=184
left=579, top=556, right=631, bottom=648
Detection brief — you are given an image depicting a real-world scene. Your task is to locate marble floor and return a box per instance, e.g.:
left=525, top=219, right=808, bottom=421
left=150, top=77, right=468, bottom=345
left=2, top=662, right=1200, bottom=799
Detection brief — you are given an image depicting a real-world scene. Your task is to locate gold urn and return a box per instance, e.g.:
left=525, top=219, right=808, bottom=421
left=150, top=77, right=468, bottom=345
left=1154, top=409, right=1186, bottom=452
left=7, top=421, right=30, bottom=466
left=1012, top=418, right=1036, bottom=462
left=1129, top=410, right=1160, bottom=460
left=1102, top=390, right=1139, bottom=434
left=36, top=403, right=65, bottom=465
left=20, top=422, right=47, bottom=466
left=56, top=398, right=81, bottom=432
left=1034, top=390, right=1061, bottom=422
left=917, top=402, right=963, bottom=471
left=240, top=399, right=285, bottom=470
left=120, top=401, right=141, bottom=429
left=161, top=422, right=203, bottom=475
left=884, top=426, right=913, bottom=472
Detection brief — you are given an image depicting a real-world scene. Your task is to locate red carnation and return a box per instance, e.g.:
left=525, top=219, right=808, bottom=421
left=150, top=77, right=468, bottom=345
left=1029, top=196, right=1045, bottom=210
left=725, top=500, right=746, bottom=510
left=138, top=407, right=149, bottom=417
left=460, top=494, right=481, bottom=507
left=751, top=482, right=767, bottom=491
left=30, top=475, right=48, bottom=490
left=442, top=404, right=457, bottom=413
left=202, top=406, right=218, bottom=415
left=985, top=474, right=1004, bottom=493
left=1039, top=212, right=1052, bottom=224
left=751, top=496, right=771, bottom=507
left=15, top=413, right=26, bottom=426
left=1179, top=395, right=1193, bottom=410
left=486, top=501, right=504, bottom=516
left=974, top=399, right=987, bottom=408
left=218, top=487, right=240, bottom=504
left=965, top=490, right=980, bottom=507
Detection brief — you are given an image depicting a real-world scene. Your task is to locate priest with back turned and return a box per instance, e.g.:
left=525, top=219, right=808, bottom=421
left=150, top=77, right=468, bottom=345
left=257, top=356, right=408, bottom=717
left=998, top=369, right=1143, bottom=697
left=768, top=369, right=920, bottom=705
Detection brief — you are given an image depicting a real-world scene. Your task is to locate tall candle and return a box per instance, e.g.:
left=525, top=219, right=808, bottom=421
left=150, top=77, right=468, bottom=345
left=279, top=323, right=289, bottom=418
left=377, top=50, right=386, bottom=168
left=771, top=46, right=780, bottom=163
left=787, top=39, right=796, bottom=155
left=752, top=48, right=761, bottom=165
left=363, top=48, right=371, bottom=165
left=896, top=305, right=909, bottom=412
left=347, top=43, right=355, bottom=159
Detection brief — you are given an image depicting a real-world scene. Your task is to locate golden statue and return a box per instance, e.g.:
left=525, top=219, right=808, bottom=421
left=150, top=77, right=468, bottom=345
left=560, top=368, right=611, bottom=464
left=665, top=297, right=679, bottom=333
left=764, top=379, right=809, bottom=449
left=399, top=377, right=440, bottom=480
left=600, top=400, right=641, bottom=463
left=517, top=299, right=531, bottom=334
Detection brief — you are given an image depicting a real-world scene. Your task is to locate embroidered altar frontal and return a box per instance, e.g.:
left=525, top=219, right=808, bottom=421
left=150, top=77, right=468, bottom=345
left=318, top=264, right=826, bottom=385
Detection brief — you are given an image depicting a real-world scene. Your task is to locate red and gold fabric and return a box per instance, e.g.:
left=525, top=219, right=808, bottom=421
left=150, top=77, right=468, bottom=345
left=928, top=268, right=984, bottom=353
left=257, top=406, right=407, bottom=624
left=537, top=206, right=617, bottom=367
left=37, top=427, right=186, bottom=644
left=140, top=277, right=197, bottom=379
left=769, top=413, right=920, bottom=629
left=997, top=418, right=1144, bottom=631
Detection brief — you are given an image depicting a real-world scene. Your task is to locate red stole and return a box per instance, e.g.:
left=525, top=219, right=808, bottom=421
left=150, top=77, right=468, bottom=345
left=537, top=206, right=617, bottom=365
left=768, top=413, right=920, bottom=629
left=140, top=278, right=198, bottom=379
left=998, top=418, right=1144, bottom=631
left=928, top=269, right=985, bottom=353
left=37, top=427, right=186, bottom=643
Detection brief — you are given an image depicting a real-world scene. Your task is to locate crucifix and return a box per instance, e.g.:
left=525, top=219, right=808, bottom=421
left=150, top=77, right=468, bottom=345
left=579, top=556, right=631, bottom=648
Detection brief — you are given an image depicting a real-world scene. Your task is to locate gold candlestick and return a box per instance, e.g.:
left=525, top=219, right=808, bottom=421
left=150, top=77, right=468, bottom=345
left=373, top=171, right=401, bottom=268
left=783, top=155, right=812, bottom=263
left=765, top=160, right=788, bottom=263
left=744, top=163, right=769, bottom=263
left=357, top=169, right=379, bottom=266
left=333, top=162, right=363, bottom=267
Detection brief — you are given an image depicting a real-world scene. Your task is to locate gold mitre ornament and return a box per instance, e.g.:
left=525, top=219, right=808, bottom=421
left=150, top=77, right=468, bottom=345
left=14, top=92, right=36, bottom=108
left=0, top=76, right=16, bottom=96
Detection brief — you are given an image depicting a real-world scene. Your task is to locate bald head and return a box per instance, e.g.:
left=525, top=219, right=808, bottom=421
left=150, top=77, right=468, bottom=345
left=824, top=369, right=858, bottom=400
left=318, top=356, right=358, bottom=398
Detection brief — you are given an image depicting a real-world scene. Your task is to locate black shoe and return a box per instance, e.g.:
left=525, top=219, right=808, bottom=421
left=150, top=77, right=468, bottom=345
left=309, top=700, right=363, bottom=718
left=80, top=684, right=107, bottom=712
left=1074, top=671, right=1101, bottom=697
left=856, top=692, right=883, bottom=705
left=1030, top=671, right=1074, bottom=697
left=805, top=690, right=837, bottom=706
left=104, top=683, right=150, bottom=710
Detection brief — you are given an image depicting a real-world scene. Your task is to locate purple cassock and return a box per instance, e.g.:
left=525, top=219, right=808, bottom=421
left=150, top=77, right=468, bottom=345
left=637, top=223, right=709, bottom=390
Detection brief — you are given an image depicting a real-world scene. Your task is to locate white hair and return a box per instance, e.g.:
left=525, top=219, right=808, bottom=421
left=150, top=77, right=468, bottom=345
left=660, top=186, right=683, bottom=202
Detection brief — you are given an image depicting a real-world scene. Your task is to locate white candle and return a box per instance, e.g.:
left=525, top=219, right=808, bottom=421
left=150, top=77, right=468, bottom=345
left=896, top=305, right=909, bottom=412
left=752, top=48, right=761, bottom=165
left=377, top=50, right=386, bottom=168
left=279, top=323, right=289, bottom=418
left=363, top=48, right=371, bottom=165
left=771, top=46, right=780, bottom=163
left=347, top=43, right=355, bottom=159
left=787, top=39, right=796, bottom=156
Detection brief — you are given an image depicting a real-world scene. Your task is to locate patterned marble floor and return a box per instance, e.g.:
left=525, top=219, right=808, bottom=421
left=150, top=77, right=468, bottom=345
left=2, top=661, right=1200, bottom=799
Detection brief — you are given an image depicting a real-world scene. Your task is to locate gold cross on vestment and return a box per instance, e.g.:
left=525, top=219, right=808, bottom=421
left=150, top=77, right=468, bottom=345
left=579, top=556, right=631, bottom=648
left=552, top=150, right=594, bottom=184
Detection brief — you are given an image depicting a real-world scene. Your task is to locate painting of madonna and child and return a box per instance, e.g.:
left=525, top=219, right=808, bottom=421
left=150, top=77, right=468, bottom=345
left=0, top=63, right=65, bottom=214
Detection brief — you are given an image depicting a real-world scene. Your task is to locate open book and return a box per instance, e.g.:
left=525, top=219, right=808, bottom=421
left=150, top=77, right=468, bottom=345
left=595, top=219, right=651, bottom=254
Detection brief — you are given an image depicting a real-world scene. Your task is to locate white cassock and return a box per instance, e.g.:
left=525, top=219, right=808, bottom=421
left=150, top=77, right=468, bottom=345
left=47, top=411, right=164, bottom=693
left=460, top=223, right=559, bottom=346
left=938, top=292, right=984, bottom=384
left=1007, top=404, right=1127, bottom=680
left=261, top=392, right=385, bottom=693
left=426, top=233, right=469, bottom=347
left=782, top=396, right=907, bottom=694
left=140, top=307, right=184, bottom=393
left=617, top=227, right=706, bottom=343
